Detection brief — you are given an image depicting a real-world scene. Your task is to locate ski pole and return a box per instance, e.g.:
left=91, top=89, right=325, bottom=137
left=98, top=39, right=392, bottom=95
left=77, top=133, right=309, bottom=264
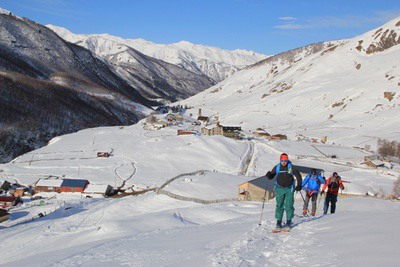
left=316, top=171, right=325, bottom=213
left=299, top=190, right=310, bottom=214
left=258, top=181, right=268, bottom=226
left=316, top=191, right=323, bottom=212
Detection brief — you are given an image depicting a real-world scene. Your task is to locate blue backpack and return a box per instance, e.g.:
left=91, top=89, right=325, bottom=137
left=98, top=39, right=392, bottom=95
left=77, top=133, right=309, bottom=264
left=303, top=174, right=323, bottom=191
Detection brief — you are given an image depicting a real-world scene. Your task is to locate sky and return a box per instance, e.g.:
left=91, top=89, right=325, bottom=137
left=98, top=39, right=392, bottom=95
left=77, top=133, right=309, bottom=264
left=1, top=0, right=400, bottom=55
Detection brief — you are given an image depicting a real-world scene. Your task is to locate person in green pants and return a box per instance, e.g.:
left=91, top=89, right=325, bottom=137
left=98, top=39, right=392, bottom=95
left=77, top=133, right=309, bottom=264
left=266, top=153, right=303, bottom=230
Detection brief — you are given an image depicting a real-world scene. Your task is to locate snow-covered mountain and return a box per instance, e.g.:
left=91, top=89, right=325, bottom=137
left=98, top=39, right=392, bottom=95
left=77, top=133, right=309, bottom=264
left=180, top=17, right=400, bottom=150
left=0, top=11, right=153, bottom=163
left=47, top=25, right=268, bottom=83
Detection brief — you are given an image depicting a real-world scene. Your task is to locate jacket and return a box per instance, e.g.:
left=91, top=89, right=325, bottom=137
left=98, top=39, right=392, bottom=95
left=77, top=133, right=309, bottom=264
left=322, top=176, right=345, bottom=195
left=266, top=161, right=302, bottom=188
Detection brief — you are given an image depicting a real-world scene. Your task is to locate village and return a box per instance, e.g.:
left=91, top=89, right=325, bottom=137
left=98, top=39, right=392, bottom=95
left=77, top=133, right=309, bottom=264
left=1, top=105, right=398, bottom=225
left=148, top=105, right=289, bottom=141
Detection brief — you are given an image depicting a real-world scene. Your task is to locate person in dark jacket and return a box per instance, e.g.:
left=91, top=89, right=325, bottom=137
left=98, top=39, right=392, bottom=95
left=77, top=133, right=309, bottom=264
left=301, top=169, right=325, bottom=216
left=266, top=153, right=302, bottom=230
left=321, top=172, right=345, bottom=214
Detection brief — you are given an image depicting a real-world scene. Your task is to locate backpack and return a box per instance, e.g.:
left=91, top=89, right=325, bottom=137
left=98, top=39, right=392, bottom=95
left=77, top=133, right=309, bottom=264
left=304, top=174, right=322, bottom=191
left=328, top=176, right=340, bottom=190
left=275, top=162, right=295, bottom=191
left=275, top=162, right=293, bottom=176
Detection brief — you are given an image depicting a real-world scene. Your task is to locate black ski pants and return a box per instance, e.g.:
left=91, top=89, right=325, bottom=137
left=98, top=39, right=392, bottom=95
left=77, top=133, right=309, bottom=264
left=324, top=193, right=338, bottom=214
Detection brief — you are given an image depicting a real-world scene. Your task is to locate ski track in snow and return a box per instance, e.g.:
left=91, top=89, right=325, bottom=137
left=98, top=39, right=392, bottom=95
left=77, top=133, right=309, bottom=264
left=211, top=215, right=338, bottom=267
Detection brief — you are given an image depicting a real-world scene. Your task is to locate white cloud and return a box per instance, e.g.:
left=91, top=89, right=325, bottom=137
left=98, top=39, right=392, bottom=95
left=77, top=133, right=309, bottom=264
left=273, top=23, right=307, bottom=29
left=278, top=17, right=297, bottom=21
left=274, top=11, right=400, bottom=30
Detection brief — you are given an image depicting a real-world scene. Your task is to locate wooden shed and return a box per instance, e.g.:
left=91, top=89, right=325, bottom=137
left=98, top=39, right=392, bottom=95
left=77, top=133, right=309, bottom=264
left=0, top=196, right=21, bottom=209
left=364, top=159, right=385, bottom=168
left=97, top=152, right=110, bottom=158
left=270, top=134, right=288, bottom=140
left=60, top=179, right=89, bottom=193
left=253, top=129, right=271, bottom=138
left=14, top=187, right=26, bottom=197
left=35, top=179, right=63, bottom=193
left=84, top=184, right=113, bottom=196
left=238, top=176, right=276, bottom=202
left=0, top=208, right=9, bottom=223
left=1, top=180, right=11, bottom=191
left=197, top=116, right=210, bottom=125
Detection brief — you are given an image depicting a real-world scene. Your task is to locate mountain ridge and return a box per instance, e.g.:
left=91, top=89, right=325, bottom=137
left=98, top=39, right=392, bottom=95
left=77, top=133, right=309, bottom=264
left=46, top=25, right=268, bottom=82
left=180, top=17, right=400, bottom=149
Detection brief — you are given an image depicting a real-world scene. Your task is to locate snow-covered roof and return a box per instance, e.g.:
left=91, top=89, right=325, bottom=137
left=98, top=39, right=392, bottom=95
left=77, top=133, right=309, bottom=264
left=204, top=125, right=220, bottom=130
left=84, top=184, right=111, bottom=194
left=370, top=160, right=385, bottom=166
left=36, top=179, right=63, bottom=187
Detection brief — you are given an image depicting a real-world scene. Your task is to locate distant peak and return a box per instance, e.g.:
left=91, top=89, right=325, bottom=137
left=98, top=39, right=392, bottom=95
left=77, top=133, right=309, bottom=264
left=0, top=7, right=21, bottom=19
left=0, top=7, right=11, bottom=15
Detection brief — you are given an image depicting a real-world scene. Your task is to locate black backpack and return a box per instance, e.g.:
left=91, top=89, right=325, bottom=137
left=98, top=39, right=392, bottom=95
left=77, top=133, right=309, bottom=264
left=328, top=176, right=340, bottom=190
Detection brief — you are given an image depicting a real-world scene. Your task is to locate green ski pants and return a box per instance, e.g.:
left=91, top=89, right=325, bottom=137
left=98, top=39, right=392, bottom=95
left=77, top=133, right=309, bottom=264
left=275, top=186, right=295, bottom=221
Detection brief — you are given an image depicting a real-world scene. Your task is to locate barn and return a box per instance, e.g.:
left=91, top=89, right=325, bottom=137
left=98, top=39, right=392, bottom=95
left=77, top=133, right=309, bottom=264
left=60, top=179, right=89, bottom=193
left=238, top=176, right=276, bottom=202
left=35, top=179, right=63, bottom=193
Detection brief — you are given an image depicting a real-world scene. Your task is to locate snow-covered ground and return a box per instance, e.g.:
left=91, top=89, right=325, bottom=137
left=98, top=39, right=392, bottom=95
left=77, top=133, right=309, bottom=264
left=0, top=192, right=398, bottom=266
left=0, top=118, right=399, bottom=266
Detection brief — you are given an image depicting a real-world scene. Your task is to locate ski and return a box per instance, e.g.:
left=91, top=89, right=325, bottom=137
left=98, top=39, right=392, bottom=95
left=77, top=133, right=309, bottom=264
left=272, top=228, right=290, bottom=234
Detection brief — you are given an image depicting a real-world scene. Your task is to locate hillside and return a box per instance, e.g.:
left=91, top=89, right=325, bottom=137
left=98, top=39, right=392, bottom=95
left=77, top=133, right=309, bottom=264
left=180, top=17, right=400, bottom=150
left=0, top=11, right=153, bottom=163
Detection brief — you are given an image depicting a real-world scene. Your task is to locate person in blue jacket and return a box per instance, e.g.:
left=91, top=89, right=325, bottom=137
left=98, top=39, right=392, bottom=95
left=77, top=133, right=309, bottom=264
left=301, top=168, right=325, bottom=216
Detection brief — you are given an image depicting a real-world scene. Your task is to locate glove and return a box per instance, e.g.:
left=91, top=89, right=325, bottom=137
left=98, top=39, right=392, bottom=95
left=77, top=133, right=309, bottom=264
left=266, top=171, right=273, bottom=179
left=295, top=185, right=302, bottom=192
left=320, top=191, right=325, bottom=196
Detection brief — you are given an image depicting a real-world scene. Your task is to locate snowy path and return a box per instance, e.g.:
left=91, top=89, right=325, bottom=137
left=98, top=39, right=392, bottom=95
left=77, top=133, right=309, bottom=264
left=211, top=215, right=324, bottom=267
left=240, top=141, right=255, bottom=176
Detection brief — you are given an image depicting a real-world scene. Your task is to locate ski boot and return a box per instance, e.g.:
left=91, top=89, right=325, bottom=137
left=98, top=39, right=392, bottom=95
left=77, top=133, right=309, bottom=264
left=282, top=220, right=292, bottom=232
left=272, top=220, right=282, bottom=233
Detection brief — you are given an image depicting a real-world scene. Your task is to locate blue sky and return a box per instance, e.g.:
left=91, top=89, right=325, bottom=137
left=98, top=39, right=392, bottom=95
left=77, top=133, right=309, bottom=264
left=1, top=0, right=400, bottom=55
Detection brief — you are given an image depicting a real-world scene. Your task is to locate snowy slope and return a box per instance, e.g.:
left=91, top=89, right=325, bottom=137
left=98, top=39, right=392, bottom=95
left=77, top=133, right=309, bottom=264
left=0, top=100, right=398, bottom=266
left=0, top=191, right=398, bottom=266
left=47, top=25, right=268, bottom=82
left=180, top=17, right=400, bottom=151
